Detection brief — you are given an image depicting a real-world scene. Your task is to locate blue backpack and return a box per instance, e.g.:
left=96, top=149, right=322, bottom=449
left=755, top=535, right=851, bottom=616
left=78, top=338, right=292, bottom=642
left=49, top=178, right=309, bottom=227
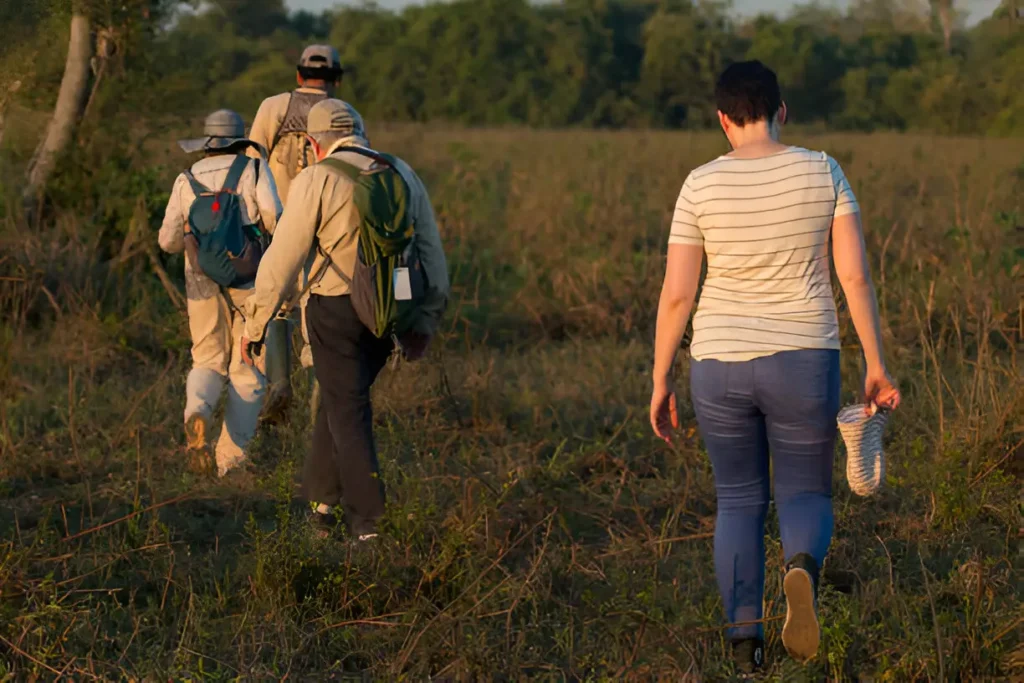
left=182, top=155, right=266, bottom=288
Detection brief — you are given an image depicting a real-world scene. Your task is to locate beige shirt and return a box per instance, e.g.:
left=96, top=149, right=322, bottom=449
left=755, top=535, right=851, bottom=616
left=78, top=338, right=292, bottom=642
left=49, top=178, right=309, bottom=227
left=243, top=140, right=450, bottom=341
left=247, top=87, right=327, bottom=204
left=159, top=154, right=283, bottom=301
left=670, top=146, right=859, bottom=362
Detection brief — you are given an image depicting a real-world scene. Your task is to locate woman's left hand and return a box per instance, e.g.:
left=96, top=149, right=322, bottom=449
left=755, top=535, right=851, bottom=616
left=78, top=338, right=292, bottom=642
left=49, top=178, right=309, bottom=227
left=650, top=380, right=679, bottom=443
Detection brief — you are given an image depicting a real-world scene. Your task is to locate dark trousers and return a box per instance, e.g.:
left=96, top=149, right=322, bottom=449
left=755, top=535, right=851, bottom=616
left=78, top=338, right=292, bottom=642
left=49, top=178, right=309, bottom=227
left=303, top=294, right=393, bottom=525
left=690, top=349, right=840, bottom=641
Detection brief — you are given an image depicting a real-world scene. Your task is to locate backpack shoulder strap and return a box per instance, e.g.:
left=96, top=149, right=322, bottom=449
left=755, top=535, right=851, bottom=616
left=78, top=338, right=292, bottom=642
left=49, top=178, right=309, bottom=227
left=270, top=92, right=295, bottom=152
left=375, top=152, right=401, bottom=169
left=335, top=146, right=396, bottom=170
left=183, top=168, right=210, bottom=196
left=319, top=156, right=363, bottom=181
left=221, top=155, right=250, bottom=194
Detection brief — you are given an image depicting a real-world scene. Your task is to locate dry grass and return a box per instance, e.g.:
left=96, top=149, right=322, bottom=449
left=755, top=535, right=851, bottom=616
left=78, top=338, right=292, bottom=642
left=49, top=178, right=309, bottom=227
left=0, top=128, right=1021, bottom=681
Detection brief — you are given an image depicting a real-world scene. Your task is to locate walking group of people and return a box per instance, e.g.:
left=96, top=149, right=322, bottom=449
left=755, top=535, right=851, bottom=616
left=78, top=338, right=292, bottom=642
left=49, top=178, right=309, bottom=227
left=158, top=44, right=450, bottom=541
left=159, top=48, right=899, bottom=670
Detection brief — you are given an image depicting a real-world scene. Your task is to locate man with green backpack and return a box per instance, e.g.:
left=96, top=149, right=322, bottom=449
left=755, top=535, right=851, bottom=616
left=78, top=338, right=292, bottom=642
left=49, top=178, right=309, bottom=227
left=241, top=99, right=449, bottom=541
left=159, top=109, right=283, bottom=477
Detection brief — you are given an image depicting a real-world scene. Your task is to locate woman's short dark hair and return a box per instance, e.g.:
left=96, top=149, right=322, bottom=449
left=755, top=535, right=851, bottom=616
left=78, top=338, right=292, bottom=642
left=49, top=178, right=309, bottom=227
left=715, top=60, right=781, bottom=126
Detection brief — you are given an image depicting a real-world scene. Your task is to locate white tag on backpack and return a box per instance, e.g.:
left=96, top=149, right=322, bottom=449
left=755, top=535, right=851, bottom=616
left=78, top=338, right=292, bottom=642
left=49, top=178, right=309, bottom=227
left=393, top=267, right=412, bottom=301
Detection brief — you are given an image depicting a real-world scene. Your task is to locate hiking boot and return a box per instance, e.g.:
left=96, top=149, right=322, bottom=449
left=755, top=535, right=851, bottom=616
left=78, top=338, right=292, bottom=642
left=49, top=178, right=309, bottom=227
left=184, top=415, right=215, bottom=476
left=185, top=413, right=208, bottom=450
left=782, top=552, right=820, bottom=663
left=349, top=516, right=379, bottom=543
left=731, top=637, right=765, bottom=675
left=186, top=449, right=215, bottom=476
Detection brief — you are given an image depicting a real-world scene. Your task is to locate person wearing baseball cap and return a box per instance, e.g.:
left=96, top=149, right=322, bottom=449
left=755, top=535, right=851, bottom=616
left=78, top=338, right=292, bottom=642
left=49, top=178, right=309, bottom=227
left=247, top=44, right=344, bottom=424
left=249, top=45, right=344, bottom=198
left=240, top=99, right=450, bottom=542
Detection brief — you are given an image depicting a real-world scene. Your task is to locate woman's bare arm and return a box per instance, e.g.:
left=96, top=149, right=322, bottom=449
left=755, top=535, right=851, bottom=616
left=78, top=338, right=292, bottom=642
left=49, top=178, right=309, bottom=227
left=831, top=212, right=885, bottom=371
left=832, top=212, right=901, bottom=409
left=650, top=243, right=703, bottom=440
left=653, top=244, right=704, bottom=386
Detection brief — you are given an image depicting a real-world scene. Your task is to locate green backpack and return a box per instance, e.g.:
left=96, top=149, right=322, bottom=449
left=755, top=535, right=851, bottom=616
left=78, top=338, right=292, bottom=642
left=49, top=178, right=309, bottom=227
left=320, top=148, right=426, bottom=338
left=182, top=155, right=266, bottom=288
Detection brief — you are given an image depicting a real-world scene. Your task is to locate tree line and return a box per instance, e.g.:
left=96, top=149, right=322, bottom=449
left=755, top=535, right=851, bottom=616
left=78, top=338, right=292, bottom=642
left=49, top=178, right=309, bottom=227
left=179, top=0, right=1023, bottom=135
left=2, top=0, right=1024, bottom=145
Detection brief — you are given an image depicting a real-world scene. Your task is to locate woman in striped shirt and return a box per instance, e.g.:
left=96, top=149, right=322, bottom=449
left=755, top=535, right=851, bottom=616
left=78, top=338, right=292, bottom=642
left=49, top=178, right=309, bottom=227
left=649, top=61, right=900, bottom=671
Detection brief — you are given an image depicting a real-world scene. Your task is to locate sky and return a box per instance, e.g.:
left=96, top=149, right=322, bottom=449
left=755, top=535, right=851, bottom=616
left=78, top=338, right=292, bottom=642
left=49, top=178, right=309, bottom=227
left=286, top=0, right=1004, bottom=26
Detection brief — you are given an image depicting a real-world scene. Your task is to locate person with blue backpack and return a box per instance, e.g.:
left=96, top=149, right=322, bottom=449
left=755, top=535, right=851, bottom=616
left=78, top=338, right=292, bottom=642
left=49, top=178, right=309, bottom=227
left=158, top=109, right=283, bottom=477
left=240, top=99, right=449, bottom=541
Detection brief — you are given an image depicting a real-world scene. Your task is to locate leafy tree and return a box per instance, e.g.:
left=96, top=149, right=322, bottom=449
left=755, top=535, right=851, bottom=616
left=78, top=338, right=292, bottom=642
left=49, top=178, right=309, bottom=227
left=205, top=0, right=287, bottom=39
left=639, top=2, right=737, bottom=127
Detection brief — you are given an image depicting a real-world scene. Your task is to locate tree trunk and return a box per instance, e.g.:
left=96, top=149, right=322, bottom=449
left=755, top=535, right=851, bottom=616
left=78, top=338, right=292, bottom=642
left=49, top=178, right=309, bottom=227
left=22, top=13, right=92, bottom=213
left=937, top=0, right=954, bottom=53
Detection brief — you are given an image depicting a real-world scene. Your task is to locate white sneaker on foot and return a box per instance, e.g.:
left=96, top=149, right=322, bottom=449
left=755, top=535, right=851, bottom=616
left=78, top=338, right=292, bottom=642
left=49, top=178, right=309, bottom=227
left=782, top=553, right=821, bottom=663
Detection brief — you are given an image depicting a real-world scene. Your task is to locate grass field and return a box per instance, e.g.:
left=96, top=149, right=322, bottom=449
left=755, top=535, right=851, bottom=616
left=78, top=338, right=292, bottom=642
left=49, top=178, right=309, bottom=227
left=0, top=128, right=1021, bottom=681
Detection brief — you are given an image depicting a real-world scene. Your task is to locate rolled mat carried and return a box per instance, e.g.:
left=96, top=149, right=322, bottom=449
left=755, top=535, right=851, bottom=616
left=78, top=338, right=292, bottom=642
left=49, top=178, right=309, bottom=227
left=837, top=404, right=888, bottom=497
left=264, top=317, right=293, bottom=409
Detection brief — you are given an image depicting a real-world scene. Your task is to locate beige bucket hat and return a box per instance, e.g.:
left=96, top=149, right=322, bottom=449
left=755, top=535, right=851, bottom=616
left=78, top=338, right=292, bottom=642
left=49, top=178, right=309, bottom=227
left=178, top=109, right=250, bottom=154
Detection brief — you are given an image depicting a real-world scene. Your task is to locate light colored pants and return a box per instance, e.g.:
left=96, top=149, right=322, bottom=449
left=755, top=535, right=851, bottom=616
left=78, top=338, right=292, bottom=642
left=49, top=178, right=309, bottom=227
left=184, top=288, right=266, bottom=475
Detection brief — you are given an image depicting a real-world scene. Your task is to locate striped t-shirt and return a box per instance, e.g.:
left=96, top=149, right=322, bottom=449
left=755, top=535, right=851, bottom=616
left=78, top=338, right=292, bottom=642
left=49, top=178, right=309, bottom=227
left=669, top=146, right=859, bottom=362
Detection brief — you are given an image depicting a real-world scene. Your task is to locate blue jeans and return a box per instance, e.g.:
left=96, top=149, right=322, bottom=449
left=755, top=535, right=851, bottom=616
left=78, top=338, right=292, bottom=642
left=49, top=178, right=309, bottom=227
left=690, top=349, right=840, bottom=640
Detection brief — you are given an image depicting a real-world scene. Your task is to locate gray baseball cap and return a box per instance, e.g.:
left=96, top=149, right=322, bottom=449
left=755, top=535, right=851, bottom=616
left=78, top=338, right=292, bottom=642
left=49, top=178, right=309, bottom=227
left=178, top=109, right=249, bottom=154
left=299, top=44, right=341, bottom=70
left=307, top=99, right=367, bottom=141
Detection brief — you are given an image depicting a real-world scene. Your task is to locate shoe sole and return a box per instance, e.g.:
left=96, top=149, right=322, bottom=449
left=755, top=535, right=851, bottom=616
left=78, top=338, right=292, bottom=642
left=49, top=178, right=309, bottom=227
left=782, top=567, right=820, bottom=662
left=185, top=415, right=208, bottom=451
left=184, top=416, right=214, bottom=475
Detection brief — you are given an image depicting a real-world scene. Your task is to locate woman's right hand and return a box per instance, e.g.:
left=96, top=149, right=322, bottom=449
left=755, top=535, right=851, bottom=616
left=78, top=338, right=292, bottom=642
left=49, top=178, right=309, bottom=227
left=864, top=366, right=901, bottom=412
left=650, top=379, right=679, bottom=444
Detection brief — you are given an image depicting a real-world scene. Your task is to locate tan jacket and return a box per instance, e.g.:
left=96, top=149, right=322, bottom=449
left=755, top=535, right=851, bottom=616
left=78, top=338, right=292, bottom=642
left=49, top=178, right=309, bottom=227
left=243, top=141, right=450, bottom=342
left=159, top=154, right=282, bottom=300
left=247, top=87, right=327, bottom=205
